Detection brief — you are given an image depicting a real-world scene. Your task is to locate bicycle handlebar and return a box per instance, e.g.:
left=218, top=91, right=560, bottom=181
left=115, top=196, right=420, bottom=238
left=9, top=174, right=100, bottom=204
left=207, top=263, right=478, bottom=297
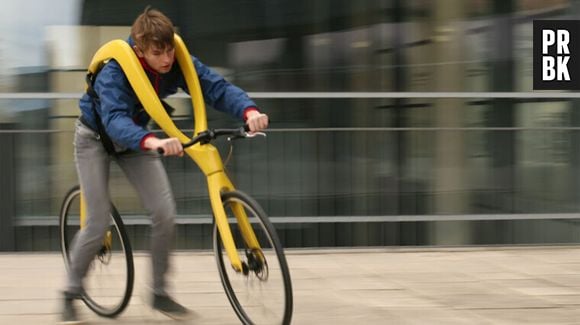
left=157, top=125, right=254, bottom=155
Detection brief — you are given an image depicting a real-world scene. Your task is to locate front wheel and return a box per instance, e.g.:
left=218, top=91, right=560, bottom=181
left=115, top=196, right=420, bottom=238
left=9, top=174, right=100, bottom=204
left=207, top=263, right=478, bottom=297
left=214, top=190, right=293, bottom=325
left=59, top=185, right=134, bottom=318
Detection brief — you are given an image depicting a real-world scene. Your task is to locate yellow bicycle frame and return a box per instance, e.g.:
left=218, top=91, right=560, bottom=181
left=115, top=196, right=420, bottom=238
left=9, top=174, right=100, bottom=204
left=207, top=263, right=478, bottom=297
left=80, top=34, right=260, bottom=272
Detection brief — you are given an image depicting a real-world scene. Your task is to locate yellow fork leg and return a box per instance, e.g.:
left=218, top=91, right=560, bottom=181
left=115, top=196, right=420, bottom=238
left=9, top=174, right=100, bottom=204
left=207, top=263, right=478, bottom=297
left=210, top=188, right=243, bottom=272
left=231, top=202, right=261, bottom=250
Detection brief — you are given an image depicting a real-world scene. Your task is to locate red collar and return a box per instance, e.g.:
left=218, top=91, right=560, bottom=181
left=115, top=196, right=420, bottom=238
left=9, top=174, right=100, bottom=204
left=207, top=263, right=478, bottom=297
left=137, top=56, right=159, bottom=77
left=136, top=56, right=160, bottom=94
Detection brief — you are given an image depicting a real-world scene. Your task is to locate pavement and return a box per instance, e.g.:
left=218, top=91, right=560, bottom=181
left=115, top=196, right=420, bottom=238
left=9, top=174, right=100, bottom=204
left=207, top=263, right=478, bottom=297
left=0, top=246, right=579, bottom=324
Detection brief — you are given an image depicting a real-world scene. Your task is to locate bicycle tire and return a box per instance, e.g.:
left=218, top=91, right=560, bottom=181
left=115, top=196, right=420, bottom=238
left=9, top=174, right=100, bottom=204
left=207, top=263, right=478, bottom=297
left=59, top=185, right=134, bottom=318
left=213, top=190, right=293, bottom=325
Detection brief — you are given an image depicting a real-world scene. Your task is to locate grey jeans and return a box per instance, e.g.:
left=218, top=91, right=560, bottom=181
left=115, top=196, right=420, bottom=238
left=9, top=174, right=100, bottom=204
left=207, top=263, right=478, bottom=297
left=66, top=119, right=176, bottom=296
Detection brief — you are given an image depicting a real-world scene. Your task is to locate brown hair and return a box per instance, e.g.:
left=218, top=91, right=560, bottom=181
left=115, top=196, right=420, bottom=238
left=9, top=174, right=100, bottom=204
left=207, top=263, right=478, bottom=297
left=131, top=6, right=175, bottom=51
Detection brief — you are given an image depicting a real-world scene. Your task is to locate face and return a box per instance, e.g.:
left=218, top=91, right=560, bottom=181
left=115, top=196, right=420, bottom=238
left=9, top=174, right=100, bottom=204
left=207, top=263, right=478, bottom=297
left=135, top=44, right=175, bottom=74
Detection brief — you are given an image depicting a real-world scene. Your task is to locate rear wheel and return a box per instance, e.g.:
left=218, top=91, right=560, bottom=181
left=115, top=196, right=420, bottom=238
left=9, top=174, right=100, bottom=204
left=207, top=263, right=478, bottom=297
left=59, top=185, right=134, bottom=318
left=214, top=190, right=293, bottom=325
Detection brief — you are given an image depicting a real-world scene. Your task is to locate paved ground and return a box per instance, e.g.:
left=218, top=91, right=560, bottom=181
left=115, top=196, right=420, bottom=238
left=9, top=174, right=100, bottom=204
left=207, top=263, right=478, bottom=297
left=0, top=246, right=579, bottom=324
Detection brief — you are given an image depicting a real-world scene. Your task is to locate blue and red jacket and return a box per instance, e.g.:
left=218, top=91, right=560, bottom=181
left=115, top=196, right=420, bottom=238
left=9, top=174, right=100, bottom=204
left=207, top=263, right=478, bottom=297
left=78, top=37, right=258, bottom=151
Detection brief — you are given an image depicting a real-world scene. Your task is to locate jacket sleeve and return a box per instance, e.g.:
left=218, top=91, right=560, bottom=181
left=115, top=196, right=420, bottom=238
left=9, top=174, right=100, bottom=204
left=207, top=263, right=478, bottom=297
left=179, top=56, right=258, bottom=120
left=93, top=62, right=152, bottom=151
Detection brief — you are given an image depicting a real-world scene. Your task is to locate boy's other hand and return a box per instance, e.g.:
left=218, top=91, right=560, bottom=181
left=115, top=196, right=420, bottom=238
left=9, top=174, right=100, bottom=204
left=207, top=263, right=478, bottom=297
left=145, top=137, right=184, bottom=157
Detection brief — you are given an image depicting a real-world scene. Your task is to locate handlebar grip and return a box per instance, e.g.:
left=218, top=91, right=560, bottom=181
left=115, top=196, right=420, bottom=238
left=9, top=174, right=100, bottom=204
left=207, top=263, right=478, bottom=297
left=243, top=124, right=251, bottom=132
left=157, top=148, right=165, bottom=155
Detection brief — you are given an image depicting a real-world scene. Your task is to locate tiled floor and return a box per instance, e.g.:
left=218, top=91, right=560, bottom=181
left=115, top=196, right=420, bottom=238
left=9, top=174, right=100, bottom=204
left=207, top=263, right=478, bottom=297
left=0, top=246, right=579, bottom=324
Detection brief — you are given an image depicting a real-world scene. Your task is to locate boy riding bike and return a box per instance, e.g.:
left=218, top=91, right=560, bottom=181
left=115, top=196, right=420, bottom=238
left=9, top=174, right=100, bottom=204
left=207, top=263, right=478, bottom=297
left=60, top=7, right=268, bottom=324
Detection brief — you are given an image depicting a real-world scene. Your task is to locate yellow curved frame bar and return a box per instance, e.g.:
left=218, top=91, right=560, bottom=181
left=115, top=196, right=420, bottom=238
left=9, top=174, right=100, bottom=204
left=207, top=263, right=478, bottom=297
left=83, top=34, right=261, bottom=272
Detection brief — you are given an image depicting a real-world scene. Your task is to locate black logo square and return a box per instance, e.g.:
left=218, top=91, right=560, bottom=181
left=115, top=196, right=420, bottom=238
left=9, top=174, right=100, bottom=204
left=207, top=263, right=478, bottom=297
left=533, top=20, right=580, bottom=90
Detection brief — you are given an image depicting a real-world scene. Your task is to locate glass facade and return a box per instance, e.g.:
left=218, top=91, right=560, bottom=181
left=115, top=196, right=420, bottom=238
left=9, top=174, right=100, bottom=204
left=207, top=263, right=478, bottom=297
left=2, top=0, right=580, bottom=250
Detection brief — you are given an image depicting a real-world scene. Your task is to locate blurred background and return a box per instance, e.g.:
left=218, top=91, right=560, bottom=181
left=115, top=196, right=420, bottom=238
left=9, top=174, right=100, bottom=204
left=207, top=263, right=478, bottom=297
left=1, top=0, right=580, bottom=251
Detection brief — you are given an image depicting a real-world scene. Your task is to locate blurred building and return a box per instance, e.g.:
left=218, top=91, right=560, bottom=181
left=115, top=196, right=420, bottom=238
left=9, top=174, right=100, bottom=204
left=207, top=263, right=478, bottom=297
left=2, top=0, right=580, bottom=251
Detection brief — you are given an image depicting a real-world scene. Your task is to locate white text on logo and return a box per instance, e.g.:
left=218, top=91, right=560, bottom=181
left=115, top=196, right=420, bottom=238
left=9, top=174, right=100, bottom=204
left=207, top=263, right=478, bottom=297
left=542, top=29, right=571, bottom=81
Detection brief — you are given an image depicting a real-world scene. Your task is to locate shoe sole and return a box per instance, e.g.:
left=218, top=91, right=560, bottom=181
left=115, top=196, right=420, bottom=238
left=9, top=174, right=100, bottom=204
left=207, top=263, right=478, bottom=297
left=155, top=308, right=193, bottom=321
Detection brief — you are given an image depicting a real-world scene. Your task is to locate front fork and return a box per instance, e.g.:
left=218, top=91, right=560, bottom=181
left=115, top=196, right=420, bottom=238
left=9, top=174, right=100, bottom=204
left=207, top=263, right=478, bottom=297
left=208, top=172, right=262, bottom=273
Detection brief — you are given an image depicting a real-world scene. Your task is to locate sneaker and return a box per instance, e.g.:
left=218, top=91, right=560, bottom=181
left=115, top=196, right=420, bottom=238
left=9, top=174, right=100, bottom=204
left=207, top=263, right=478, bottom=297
left=152, top=294, right=191, bottom=320
left=59, top=292, right=83, bottom=324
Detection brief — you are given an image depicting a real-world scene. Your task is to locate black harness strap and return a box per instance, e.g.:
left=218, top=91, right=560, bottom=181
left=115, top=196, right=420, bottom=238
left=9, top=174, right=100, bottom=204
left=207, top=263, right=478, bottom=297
left=85, top=72, right=118, bottom=157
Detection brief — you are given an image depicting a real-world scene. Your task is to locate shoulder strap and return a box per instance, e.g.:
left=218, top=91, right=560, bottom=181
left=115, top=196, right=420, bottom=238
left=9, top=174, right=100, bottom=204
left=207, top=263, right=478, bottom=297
left=85, top=71, right=118, bottom=157
left=87, top=37, right=195, bottom=142
left=85, top=73, right=99, bottom=98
